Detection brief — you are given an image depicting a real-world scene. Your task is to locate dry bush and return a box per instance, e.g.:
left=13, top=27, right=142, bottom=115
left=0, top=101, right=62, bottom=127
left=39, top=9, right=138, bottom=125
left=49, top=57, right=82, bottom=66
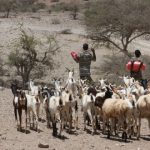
left=60, top=29, right=72, bottom=34
left=16, top=0, right=46, bottom=12
left=51, top=2, right=71, bottom=12
left=51, top=18, right=61, bottom=24
left=51, top=0, right=59, bottom=2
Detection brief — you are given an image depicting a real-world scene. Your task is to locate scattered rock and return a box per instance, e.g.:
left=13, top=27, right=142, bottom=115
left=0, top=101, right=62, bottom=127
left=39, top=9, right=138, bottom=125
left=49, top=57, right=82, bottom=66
left=105, top=146, right=110, bottom=149
left=2, top=137, right=6, bottom=140
left=120, top=143, right=125, bottom=147
left=38, top=142, right=49, bottom=148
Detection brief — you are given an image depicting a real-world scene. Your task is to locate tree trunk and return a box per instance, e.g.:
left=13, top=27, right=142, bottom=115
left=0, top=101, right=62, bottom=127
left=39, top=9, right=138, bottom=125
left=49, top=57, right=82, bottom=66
left=6, top=9, right=10, bottom=18
left=22, top=73, right=29, bottom=89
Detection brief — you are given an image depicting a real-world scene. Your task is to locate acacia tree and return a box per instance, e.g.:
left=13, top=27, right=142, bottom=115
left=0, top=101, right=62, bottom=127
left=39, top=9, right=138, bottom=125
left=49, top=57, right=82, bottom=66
left=84, top=0, right=150, bottom=57
left=8, top=29, right=59, bottom=88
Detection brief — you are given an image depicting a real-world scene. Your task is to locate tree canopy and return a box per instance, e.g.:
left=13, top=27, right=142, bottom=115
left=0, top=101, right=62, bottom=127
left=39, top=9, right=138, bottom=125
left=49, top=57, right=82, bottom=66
left=8, top=29, right=59, bottom=88
left=84, top=0, right=150, bottom=56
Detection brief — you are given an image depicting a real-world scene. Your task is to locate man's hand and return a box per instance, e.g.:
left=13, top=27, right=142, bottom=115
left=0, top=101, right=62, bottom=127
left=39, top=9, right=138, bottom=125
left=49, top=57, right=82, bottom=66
left=91, top=48, right=95, bottom=52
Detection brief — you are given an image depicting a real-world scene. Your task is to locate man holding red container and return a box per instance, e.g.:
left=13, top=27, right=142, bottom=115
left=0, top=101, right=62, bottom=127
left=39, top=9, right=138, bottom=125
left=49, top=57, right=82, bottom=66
left=71, top=43, right=96, bottom=82
left=126, top=49, right=146, bottom=81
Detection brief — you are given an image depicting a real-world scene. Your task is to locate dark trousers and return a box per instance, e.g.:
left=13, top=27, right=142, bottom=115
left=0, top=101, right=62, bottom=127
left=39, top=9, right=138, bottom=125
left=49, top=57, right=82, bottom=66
left=130, top=71, right=142, bottom=81
left=80, top=76, right=93, bottom=84
left=130, top=71, right=148, bottom=89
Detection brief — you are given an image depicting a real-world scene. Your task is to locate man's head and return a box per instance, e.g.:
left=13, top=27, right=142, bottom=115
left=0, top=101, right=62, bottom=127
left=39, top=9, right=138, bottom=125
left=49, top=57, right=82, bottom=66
left=135, top=49, right=141, bottom=58
left=83, top=43, right=88, bottom=51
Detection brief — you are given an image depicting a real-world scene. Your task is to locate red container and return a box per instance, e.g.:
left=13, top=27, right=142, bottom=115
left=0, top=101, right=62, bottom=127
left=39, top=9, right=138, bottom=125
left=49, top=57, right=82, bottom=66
left=71, top=51, right=79, bottom=62
left=126, top=61, right=146, bottom=72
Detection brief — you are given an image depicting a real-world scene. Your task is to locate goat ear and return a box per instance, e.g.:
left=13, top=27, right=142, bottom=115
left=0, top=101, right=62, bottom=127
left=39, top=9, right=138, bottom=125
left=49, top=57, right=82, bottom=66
left=72, top=68, right=74, bottom=73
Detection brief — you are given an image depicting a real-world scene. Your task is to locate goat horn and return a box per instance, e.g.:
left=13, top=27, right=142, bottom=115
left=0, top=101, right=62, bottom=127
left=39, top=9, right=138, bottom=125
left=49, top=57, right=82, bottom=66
left=65, top=67, right=70, bottom=72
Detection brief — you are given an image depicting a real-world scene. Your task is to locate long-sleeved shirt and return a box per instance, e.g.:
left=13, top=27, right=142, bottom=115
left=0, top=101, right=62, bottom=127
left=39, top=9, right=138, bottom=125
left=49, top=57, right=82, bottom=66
left=78, top=50, right=96, bottom=77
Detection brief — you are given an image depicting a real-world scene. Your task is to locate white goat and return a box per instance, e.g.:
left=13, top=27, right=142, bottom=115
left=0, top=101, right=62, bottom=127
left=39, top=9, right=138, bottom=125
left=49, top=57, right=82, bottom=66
left=47, top=95, right=65, bottom=136
left=82, top=93, right=96, bottom=135
left=119, top=76, right=135, bottom=87
left=26, top=94, right=40, bottom=132
left=64, top=69, right=78, bottom=130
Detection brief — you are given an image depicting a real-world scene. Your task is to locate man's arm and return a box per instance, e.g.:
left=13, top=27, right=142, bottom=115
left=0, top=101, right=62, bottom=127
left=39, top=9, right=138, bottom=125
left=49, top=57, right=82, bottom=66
left=91, top=48, right=96, bottom=61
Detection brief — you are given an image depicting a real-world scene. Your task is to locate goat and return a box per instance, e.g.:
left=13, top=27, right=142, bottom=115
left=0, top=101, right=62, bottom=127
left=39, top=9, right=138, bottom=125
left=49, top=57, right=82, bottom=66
left=29, top=80, right=40, bottom=96
left=64, top=68, right=79, bottom=130
left=25, top=94, right=41, bottom=132
left=82, top=92, right=96, bottom=135
left=119, top=76, right=135, bottom=87
left=13, top=90, right=27, bottom=133
left=41, top=87, right=55, bottom=128
left=48, top=95, right=65, bottom=136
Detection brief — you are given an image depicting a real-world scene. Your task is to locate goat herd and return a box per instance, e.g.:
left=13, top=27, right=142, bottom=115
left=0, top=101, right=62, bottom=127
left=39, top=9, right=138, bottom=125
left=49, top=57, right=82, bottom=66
left=11, top=69, right=150, bottom=142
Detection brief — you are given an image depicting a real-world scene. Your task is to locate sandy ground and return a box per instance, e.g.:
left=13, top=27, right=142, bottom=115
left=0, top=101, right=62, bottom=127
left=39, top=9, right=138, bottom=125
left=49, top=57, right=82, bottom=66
left=0, top=12, right=150, bottom=150
left=0, top=88, right=150, bottom=150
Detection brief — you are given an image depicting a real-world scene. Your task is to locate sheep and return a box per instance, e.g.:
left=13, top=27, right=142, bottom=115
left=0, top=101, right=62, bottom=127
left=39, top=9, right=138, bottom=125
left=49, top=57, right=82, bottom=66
left=136, top=93, right=150, bottom=139
left=102, top=96, right=136, bottom=141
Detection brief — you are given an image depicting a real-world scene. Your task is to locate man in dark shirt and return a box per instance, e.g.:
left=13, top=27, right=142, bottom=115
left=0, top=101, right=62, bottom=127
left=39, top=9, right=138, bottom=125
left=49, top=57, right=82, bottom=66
left=77, top=43, right=96, bottom=82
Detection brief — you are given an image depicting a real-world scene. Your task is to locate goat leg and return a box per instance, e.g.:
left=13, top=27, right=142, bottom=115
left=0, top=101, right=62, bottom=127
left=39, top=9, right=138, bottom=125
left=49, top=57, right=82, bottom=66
left=18, top=108, right=22, bottom=132
left=14, top=107, right=18, bottom=130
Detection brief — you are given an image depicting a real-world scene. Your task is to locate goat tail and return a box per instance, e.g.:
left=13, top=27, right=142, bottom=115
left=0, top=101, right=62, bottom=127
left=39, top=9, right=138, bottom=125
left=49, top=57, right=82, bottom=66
left=147, top=118, right=150, bottom=129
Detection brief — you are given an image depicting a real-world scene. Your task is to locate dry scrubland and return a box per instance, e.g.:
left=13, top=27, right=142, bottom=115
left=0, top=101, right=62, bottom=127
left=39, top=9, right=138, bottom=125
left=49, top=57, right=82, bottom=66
left=0, top=11, right=150, bottom=150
